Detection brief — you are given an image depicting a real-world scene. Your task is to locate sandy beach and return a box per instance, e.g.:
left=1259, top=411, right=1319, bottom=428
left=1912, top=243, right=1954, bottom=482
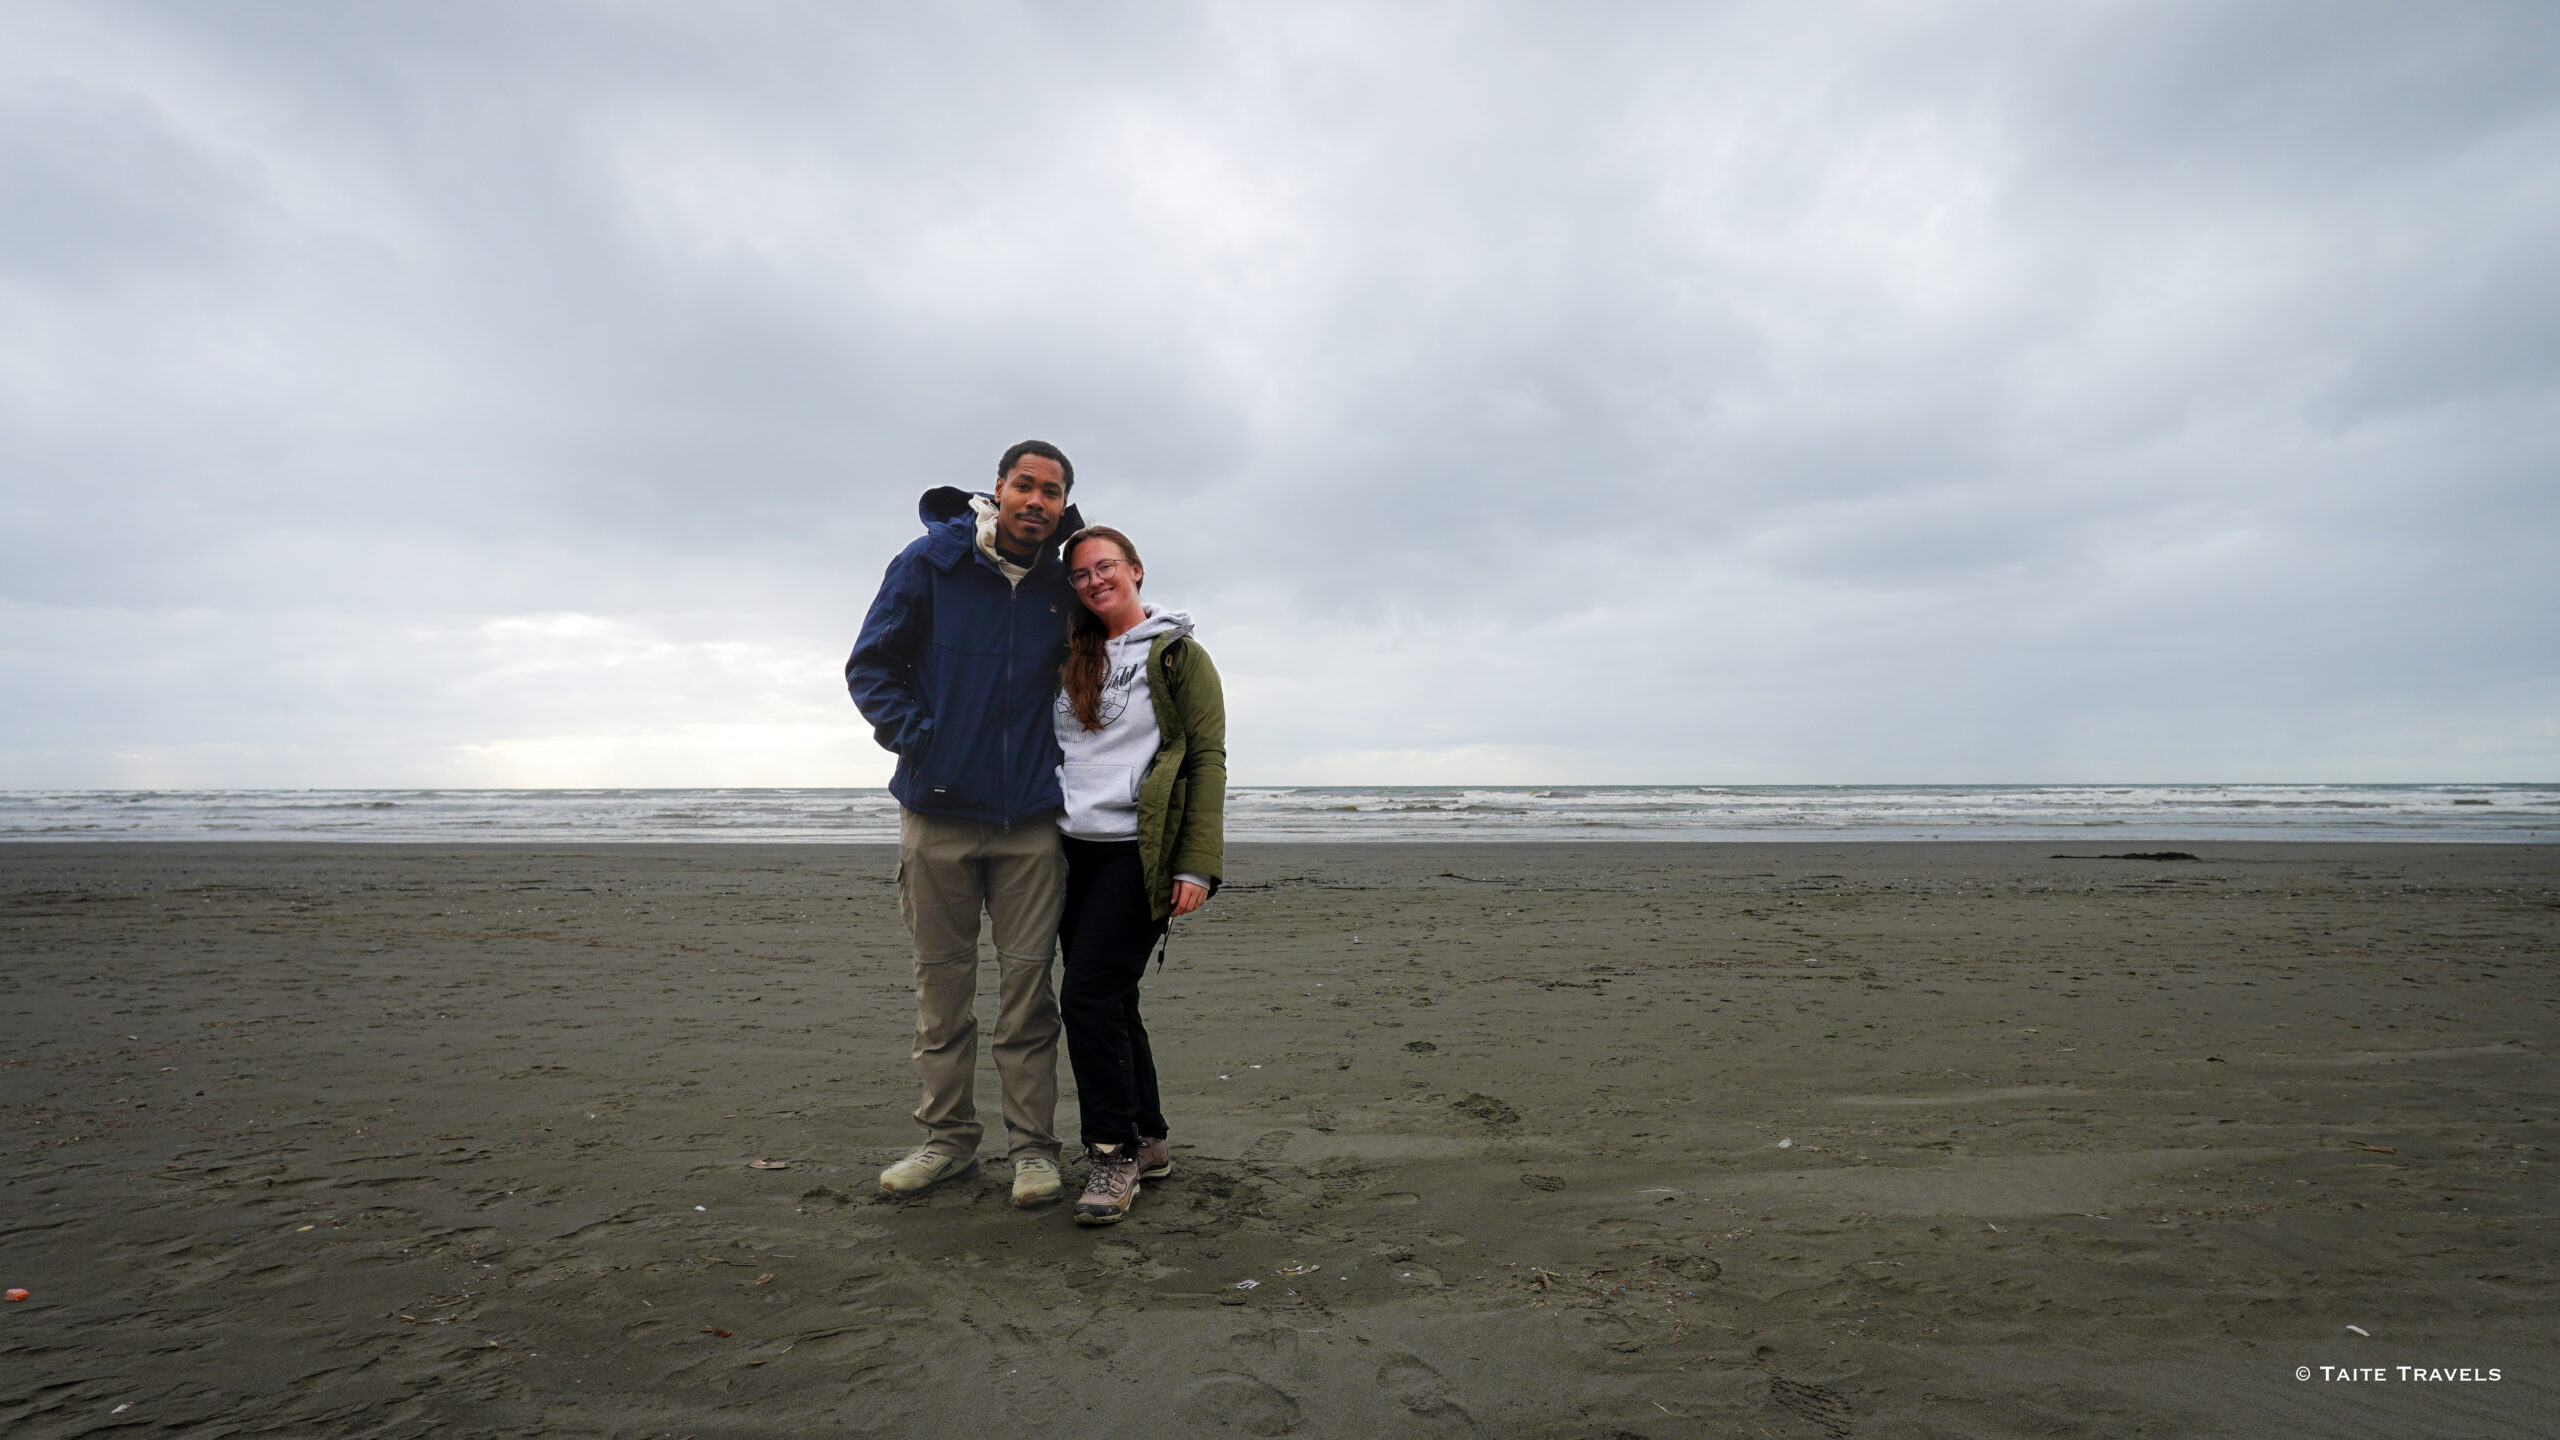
left=2, top=840, right=2552, bottom=1438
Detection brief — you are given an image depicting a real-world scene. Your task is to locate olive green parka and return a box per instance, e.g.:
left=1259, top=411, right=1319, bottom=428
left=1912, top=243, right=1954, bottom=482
left=1132, top=631, right=1226, bottom=922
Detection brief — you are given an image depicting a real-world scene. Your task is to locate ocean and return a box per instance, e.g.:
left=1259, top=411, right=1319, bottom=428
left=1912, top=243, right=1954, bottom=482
left=1, top=784, right=2551, bottom=843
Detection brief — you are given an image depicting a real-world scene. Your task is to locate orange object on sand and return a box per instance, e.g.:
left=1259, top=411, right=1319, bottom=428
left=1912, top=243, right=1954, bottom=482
left=4, top=1289, right=27, bottom=1302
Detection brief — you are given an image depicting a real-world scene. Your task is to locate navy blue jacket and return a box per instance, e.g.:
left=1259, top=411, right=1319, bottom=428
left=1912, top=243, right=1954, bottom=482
left=846, top=486, right=1086, bottom=827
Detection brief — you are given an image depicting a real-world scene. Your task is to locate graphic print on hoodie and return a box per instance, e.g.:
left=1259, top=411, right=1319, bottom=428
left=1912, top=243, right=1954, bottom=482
left=1054, top=607, right=1192, bottom=841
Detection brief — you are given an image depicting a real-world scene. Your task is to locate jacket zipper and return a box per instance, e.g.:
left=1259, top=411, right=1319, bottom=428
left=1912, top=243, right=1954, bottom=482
left=1001, top=567, right=1016, bottom=832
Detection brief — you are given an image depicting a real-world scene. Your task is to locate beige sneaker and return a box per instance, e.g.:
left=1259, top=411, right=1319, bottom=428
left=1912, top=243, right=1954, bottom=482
left=1011, top=1155, right=1063, bottom=1209
left=1135, top=1135, right=1173, bottom=1180
left=1074, top=1145, right=1142, bottom=1226
left=878, top=1147, right=978, bottom=1198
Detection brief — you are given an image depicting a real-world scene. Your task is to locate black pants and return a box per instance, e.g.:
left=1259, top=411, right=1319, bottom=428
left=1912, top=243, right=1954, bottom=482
left=1058, top=836, right=1168, bottom=1149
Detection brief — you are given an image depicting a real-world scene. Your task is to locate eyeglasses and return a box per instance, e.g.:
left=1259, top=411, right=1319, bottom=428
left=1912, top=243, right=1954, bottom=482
left=1068, top=558, right=1130, bottom=589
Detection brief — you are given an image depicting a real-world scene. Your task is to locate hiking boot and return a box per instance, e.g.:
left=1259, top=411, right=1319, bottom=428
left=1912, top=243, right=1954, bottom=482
left=878, top=1147, right=978, bottom=1198
left=1135, top=1135, right=1173, bottom=1180
left=1074, top=1145, right=1142, bottom=1226
left=1010, top=1155, right=1063, bottom=1209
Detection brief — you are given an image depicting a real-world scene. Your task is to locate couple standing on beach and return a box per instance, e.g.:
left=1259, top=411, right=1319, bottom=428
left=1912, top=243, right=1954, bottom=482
left=844, top=440, right=1227, bottom=1225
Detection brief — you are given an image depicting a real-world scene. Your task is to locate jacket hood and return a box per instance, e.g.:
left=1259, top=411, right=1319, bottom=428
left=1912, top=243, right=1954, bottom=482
left=1117, top=605, right=1193, bottom=647
left=918, top=485, right=977, bottom=526
left=919, top=484, right=1084, bottom=567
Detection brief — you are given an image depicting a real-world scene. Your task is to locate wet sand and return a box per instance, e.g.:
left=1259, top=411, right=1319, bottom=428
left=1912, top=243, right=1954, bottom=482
left=2, top=841, right=2554, bottom=1438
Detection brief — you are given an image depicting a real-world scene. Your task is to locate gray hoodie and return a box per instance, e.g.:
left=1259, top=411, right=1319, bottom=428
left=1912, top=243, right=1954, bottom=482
left=1053, top=608, right=1208, bottom=892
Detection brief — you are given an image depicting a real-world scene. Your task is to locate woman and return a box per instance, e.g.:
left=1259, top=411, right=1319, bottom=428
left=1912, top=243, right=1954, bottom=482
left=1052, top=525, right=1227, bottom=1225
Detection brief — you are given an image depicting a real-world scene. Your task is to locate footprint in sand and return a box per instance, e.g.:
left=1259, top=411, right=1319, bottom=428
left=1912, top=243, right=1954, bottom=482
left=1177, top=1371, right=1303, bottom=1436
left=1769, top=1375, right=1852, bottom=1438
left=1654, top=1252, right=1722, bottom=1281
left=1377, top=1353, right=1473, bottom=1429
left=1590, top=1218, right=1663, bottom=1240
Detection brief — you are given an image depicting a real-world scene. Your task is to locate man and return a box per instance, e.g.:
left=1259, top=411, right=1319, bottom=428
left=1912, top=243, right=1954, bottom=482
left=846, top=440, right=1085, bottom=1206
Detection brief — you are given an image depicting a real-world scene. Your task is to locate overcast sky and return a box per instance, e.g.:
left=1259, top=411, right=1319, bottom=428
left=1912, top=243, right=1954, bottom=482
left=4, top=1, right=2555, bottom=788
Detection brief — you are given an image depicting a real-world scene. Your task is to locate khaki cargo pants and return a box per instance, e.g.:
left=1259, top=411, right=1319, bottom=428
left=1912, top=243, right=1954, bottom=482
left=896, top=807, right=1066, bottom=1163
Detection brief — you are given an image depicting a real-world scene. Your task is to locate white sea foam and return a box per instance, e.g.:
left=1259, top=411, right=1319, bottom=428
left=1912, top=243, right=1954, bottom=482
left=0, top=785, right=2551, bottom=842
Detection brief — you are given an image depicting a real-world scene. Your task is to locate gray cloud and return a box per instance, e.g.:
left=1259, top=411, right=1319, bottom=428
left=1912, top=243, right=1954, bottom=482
left=3, top=1, right=2555, bottom=785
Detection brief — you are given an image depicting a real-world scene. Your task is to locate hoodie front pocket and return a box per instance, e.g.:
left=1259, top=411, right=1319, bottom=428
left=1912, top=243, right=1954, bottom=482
left=1063, top=763, right=1138, bottom=817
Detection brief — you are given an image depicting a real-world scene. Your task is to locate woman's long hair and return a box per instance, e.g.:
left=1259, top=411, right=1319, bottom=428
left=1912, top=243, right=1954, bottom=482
left=1061, top=526, right=1143, bottom=733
